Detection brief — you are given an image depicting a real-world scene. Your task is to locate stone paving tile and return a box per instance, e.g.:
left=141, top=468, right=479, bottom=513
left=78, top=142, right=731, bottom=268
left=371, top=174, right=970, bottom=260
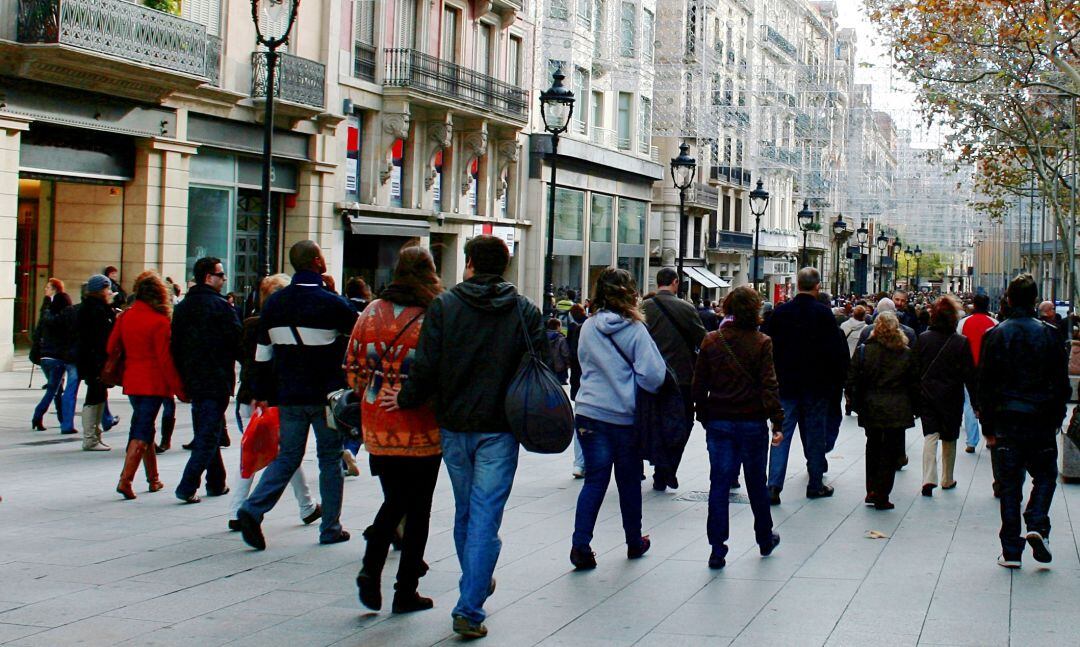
left=0, top=357, right=1079, bottom=646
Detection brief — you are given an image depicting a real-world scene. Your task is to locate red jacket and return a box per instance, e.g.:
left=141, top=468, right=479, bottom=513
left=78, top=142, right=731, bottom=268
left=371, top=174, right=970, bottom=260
left=107, top=301, right=186, bottom=399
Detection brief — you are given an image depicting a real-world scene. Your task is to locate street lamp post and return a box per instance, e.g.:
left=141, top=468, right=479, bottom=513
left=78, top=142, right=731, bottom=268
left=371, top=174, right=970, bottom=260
left=891, top=236, right=901, bottom=292
left=670, top=142, right=697, bottom=299
left=539, top=67, right=575, bottom=317
left=797, top=201, right=815, bottom=268
left=904, top=246, right=913, bottom=289
left=914, top=245, right=923, bottom=292
left=876, top=232, right=888, bottom=294
left=832, top=213, right=847, bottom=297
left=856, top=222, right=868, bottom=295
left=749, top=180, right=770, bottom=291
left=251, top=0, right=301, bottom=280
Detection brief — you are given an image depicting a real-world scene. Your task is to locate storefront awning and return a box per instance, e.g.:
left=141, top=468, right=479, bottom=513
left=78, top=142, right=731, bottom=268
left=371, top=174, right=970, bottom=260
left=346, top=214, right=430, bottom=238
left=684, top=266, right=731, bottom=289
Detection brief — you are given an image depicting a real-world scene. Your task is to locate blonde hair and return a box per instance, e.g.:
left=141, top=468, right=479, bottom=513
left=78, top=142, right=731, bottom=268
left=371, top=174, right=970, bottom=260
left=870, top=311, right=907, bottom=351
left=260, top=273, right=291, bottom=303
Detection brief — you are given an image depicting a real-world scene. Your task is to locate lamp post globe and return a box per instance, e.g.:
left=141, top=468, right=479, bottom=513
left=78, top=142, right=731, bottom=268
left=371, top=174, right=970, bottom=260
left=670, top=142, right=696, bottom=298
left=797, top=201, right=814, bottom=267
left=748, top=179, right=769, bottom=292
left=539, top=67, right=575, bottom=317
left=856, top=223, right=869, bottom=247
left=876, top=232, right=888, bottom=251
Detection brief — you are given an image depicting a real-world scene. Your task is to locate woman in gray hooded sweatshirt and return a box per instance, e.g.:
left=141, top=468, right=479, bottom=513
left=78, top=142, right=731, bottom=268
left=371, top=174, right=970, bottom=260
left=569, top=268, right=666, bottom=571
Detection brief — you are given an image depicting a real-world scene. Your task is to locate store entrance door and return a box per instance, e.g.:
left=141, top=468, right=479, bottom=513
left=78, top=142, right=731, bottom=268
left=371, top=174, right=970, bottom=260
left=234, top=189, right=280, bottom=301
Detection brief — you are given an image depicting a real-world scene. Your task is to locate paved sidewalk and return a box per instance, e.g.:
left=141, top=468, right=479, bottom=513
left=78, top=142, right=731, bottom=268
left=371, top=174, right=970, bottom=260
left=0, top=356, right=1078, bottom=646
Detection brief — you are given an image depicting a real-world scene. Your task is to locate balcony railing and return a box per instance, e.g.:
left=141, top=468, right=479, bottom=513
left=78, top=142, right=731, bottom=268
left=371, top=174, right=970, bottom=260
left=251, top=51, right=326, bottom=108
left=708, top=231, right=754, bottom=251
left=205, top=34, right=221, bottom=87
left=384, top=48, right=528, bottom=121
left=711, top=165, right=732, bottom=182
left=354, top=42, right=376, bottom=82
left=686, top=184, right=719, bottom=209
left=17, top=0, right=214, bottom=78
left=590, top=127, right=615, bottom=148
left=763, top=25, right=797, bottom=59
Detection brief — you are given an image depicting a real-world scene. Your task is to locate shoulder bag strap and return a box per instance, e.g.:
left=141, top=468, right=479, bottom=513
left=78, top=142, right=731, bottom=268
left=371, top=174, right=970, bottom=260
left=920, top=335, right=954, bottom=382
left=602, top=330, right=635, bottom=370
left=364, top=308, right=425, bottom=392
left=716, top=329, right=758, bottom=387
left=515, top=296, right=537, bottom=360
left=651, top=297, right=697, bottom=356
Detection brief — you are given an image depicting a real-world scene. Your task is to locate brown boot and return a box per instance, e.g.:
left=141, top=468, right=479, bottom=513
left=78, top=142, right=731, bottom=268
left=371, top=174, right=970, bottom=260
left=117, top=440, right=148, bottom=500
left=143, top=443, right=164, bottom=492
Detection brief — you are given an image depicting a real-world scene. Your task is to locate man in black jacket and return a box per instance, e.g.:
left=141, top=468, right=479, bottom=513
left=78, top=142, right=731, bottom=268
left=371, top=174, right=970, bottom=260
left=238, top=241, right=357, bottom=549
left=382, top=236, right=547, bottom=640
left=642, top=268, right=707, bottom=491
left=979, top=274, right=1071, bottom=569
left=173, top=257, right=242, bottom=503
left=763, top=267, right=849, bottom=503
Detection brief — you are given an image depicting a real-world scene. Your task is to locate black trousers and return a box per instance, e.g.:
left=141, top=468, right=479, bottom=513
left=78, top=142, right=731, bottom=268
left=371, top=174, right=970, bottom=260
left=363, top=454, right=441, bottom=592
left=865, top=427, right=905, bottom=500
left=989, top=419, right=1058, bottom=559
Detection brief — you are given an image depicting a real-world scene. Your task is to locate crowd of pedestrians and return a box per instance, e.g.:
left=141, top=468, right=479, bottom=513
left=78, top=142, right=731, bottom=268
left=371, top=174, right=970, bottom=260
left=26, top=243, right=1076, bottom=640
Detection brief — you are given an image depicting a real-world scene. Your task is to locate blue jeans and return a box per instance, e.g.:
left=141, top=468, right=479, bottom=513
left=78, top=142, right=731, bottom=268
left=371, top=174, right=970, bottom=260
left=993, top=420, right=1058, bottom=560
left=572, top=415, right=643, bottom=549
left=176, top=398, right=228, bottom=498
left=440, top=429, right=519, bottom=624
left=962, top=390, right=980, bottom=449
left=242, top=405, right=344, bottom=542
left=705, top=419, right=773, bottom=559
left=34, top=359, right=78, bottom=431
left=769, top=395, right=828, bottom=491
left=128, top=395, right=165, bottom=444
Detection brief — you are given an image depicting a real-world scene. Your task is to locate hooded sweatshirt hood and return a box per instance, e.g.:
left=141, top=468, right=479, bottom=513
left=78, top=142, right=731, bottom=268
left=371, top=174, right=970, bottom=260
left=591, top=310, right=635, bottom=336
left=452, top=274, right=519, bottom=312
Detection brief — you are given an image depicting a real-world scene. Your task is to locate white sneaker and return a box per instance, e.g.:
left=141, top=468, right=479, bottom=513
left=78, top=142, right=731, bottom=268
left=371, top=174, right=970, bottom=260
left=1025, top=531, right=1052, bottom=563
left=997, top=555, right=1021, bottom=569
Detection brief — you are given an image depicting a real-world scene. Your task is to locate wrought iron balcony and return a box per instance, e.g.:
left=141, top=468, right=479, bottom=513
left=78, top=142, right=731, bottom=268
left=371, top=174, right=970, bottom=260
left=710, top=165, right=732, bottom=183
left=685, top=184, right=719, bottom=210
left=762, top=25, right=797, bottom=59
left=251, top=51, right=326, bottom=109
left=16, top=0, right=216, bottom=79
left=708, top=231, right=754, bottom=251
left=384, top=48, right=528, bottom=123
left=354, top=42, right=376, bottom=82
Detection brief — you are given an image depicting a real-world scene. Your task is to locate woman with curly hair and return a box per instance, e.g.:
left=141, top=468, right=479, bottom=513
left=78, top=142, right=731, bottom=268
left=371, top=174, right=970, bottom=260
left=108, top=271, right=187, bottom=500
left=845, top=311, right=921, bottom=510
left=569, top=268, right=666, bottom=570
left=917, top=295, right=977, bottom=496
left=692, top=286, right=784, bottom=569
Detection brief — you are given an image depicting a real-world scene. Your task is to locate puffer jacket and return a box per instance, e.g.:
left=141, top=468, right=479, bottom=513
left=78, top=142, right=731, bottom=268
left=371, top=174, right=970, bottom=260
left=32, top=293, right=77, bottom=363
left=846, top=337, right=920, bottom=430
left=397, top=274, right=549, bottom=434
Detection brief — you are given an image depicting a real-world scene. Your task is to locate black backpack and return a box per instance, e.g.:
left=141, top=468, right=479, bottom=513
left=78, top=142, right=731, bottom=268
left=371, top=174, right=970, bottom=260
left=505, top=299, right=574, bottom=453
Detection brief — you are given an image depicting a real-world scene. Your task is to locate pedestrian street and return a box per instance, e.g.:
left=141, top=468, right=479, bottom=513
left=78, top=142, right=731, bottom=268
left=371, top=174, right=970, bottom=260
left=0, top=356, right=1078, bottom=647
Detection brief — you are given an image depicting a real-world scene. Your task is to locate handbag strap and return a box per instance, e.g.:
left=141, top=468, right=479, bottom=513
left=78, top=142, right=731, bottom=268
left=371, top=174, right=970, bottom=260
left=602, top=329, right=635, bottom=370
left=715, top=329, right=757, bottom=387
left=651, top=296, right=697, bottom=356
left=365, top=308, right=425, bottom=390
left=921, top=334, right=955, bottom=382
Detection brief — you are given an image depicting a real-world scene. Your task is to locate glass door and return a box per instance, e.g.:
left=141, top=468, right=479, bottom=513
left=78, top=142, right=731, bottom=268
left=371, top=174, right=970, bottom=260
left=234, top=189, right=281, bottom=301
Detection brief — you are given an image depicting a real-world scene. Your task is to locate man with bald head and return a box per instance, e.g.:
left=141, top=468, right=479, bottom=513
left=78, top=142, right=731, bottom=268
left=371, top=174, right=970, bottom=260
left=1038, top=301, right=1069, bottom=350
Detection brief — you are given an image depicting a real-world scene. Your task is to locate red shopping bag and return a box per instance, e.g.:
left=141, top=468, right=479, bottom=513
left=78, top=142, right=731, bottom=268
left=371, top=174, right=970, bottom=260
left=240, top=406, right=280, bottom=478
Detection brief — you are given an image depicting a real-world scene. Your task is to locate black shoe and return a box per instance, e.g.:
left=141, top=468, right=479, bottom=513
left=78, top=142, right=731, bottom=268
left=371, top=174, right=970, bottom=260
left=652, top=475, right=667, bottom=492
left=570, top=546, right=597, bottom=570
left=992, top=481, right=1002, bottom=499
left=806, top=485, right=834, bottom=499
left=60, top=428, right=77, bottom=435
left=768, top=487, right=781, bottom=506
left=627, top=535, right=651, bottom=559
left=1026, top=531, right=1052, bottom=563
left=238, top=509, right=266, bottom=551
left=356, top=570, right=382, bottom=610
left=206, top=487, right=230, bottom=497
left=182, top=441, right=194, bottom=450
left=220, top=429, right=231, bottom=448
left=708, top=552, right=726, bottom=569
left=667, top=474, right=679, bottom=490
left=874, top=500, right=895, bottom=510
left=760, top=532, right=781, bottom=557
left=320, top=530, right=351, bottom=545
left=922, top=484, right=936, bottom=497
left=392, top=590, right=433, bottom=614
left=31, top=420, right=46, bottom=431
left=729, top=479, right=741, bottom=489
left=302, top=504, right=322, bottom=525
left=228, top=519, right=242, bottom=532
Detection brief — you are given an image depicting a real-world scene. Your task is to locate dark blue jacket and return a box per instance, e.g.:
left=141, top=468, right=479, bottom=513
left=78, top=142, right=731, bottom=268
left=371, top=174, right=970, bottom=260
left=763, top=293, right=849, bottom=399
left=254, top=271, right=358, bottom=406
left=172, top=284, right=242, bottom=400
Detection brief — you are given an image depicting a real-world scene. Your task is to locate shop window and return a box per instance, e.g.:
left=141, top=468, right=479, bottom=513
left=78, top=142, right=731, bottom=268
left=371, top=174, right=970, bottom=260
left=554, top=188, right=584, bottom=240
left=590, top=194, right=612, bottom=242
left=618, top=197, right=646, bottom=245
left=186, top=187, right=232, bottom=278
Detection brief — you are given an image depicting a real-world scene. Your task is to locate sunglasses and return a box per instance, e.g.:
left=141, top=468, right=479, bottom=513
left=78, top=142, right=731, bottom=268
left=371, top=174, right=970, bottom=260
left=211, top=272, right=226, bottom=279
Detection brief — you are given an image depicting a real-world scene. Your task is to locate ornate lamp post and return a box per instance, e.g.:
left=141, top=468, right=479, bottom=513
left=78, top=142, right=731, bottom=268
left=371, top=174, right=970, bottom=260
left=876, top=231, right=888, bottom=293
left=891, top=236, right=902, bottom=291
left=904, top=246, right=914, bottom=289
left=797, top=201, right=815, bottom=268
left=670, top=142, right=697, bottom=298
left=252, top=0, right=301, bottom=280
left=855, top=222, right=868, bottom=295
left=914, top=245, right=923, bottom=292
left=539, top=67, right=575, bottom=316
left=749, top=179, right=770, bottom=290
left=832, top=213, right=847, bottom=297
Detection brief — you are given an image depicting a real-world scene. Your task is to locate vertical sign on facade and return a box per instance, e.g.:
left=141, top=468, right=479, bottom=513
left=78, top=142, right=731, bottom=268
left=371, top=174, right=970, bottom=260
left=433, top=150, right=443, bottom=213
left=467, top=159, right=479, bottom=214
left=390, top=139, right=404, bottom=207
left=345, top=118, right=361, bottom=199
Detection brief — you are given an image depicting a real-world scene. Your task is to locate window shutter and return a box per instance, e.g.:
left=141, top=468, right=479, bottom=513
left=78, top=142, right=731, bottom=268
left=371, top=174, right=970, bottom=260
left=354, top=0, right=374, bottom=45
left=182, top=0, right=220, bottom=37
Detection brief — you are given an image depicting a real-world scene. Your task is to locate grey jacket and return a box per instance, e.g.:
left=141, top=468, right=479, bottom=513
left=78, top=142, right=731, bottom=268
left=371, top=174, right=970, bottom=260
left=642, top=291, right=707, bottom=385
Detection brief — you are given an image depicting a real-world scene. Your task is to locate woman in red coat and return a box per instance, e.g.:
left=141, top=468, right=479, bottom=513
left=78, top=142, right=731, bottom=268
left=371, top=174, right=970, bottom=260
left=109, top=271, right=187, bottom=500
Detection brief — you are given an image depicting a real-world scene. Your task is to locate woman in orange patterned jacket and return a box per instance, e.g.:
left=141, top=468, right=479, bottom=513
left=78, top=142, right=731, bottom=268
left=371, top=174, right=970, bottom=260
left=344, top=246, right=441, bottom=615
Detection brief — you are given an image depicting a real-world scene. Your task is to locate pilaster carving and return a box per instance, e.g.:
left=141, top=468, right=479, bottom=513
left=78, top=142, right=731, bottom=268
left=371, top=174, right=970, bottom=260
left=380, top=112, right=410, bottom=185
left=425, top=120, right=453, bottom=191
left=459, top=128, right=488, bottom=195
left=494, top=140, right=519, bottom=199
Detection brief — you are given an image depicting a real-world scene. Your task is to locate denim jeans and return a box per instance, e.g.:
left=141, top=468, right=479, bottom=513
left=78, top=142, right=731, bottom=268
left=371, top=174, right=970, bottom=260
left=241, top=405, right=344, bottom=542
left=128, top=395, right=165, bottom=444
left=962, top=390, right=980, bottom=449
left=769, top=395, right=828, bottom=491
left=992, top=419, right=1058, bottom=560
left=572, top=415, right=643, bottom=549
left=34, top=358, right=78, bottom=431
left=440, top=429, right=519, bottom=625
left=176, top=398, right=228, bottom=498
left=705, top=419, right=773, bottom=560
